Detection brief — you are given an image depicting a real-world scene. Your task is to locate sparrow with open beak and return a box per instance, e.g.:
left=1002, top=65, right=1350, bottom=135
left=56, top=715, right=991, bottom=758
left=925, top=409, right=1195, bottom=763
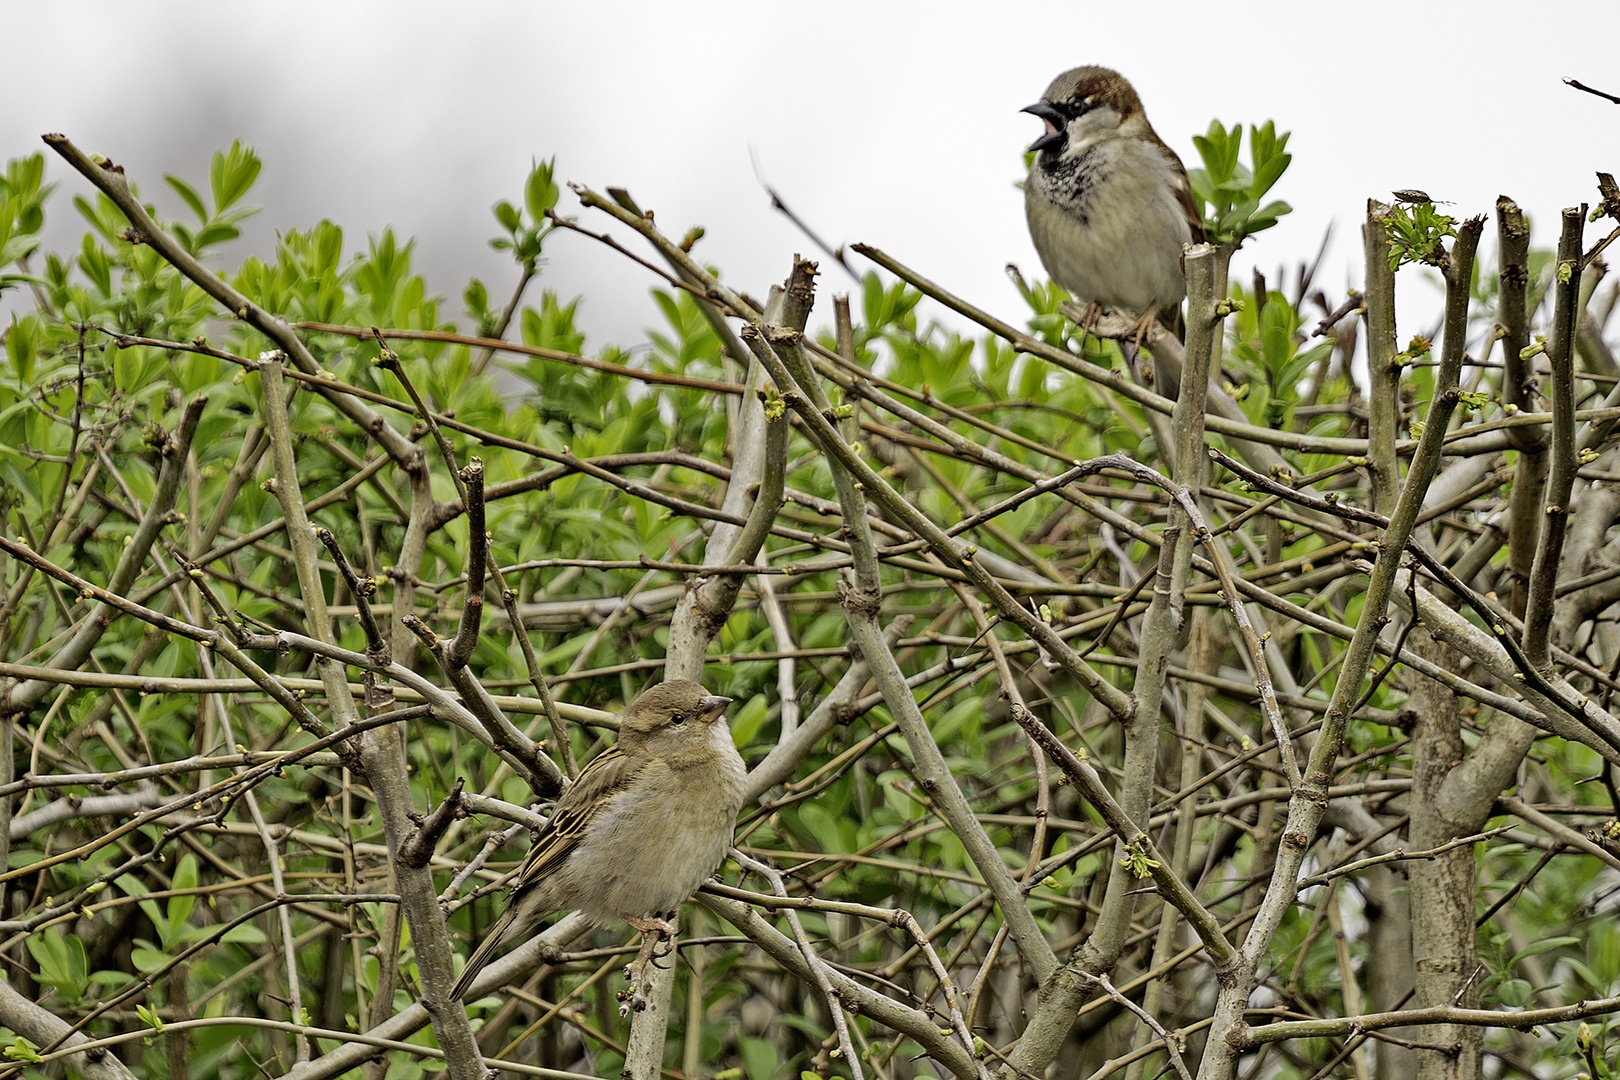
left=1023, top=66, right=1203, bottom=340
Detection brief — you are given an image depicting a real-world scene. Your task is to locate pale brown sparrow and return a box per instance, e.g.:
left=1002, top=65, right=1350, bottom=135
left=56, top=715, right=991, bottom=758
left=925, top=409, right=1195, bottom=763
left=1023, top=66, right=1204, bottom=338
left=451, top=680, right=747, bottom=1002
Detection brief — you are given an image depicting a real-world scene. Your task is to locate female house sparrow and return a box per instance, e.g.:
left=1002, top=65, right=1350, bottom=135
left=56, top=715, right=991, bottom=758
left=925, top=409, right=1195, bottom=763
left=1023, top=66, right=1204, bottom=337
left=451, top=680, right=747, bottom=1001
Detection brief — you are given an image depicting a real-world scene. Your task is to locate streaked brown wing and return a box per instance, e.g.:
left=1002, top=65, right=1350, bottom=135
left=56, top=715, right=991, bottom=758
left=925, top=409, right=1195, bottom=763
left=1173, top=166, right=1205, bottom=245
left=511, top=745, right=643, bottom=889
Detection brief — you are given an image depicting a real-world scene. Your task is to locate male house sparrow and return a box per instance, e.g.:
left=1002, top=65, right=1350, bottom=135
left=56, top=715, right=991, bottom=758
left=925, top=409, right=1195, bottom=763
left=451, top=680, right=747, bottom=1001
left=1023, top=66, right=1204, bottom=338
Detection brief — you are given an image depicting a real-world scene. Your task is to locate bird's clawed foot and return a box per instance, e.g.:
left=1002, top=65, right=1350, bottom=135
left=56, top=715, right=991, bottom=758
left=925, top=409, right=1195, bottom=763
left=1075, top=301, right=1104, bottom=350
left=1126, top=304, right=1159, bottom=350
left=618, top=914, right=678, bottom=1015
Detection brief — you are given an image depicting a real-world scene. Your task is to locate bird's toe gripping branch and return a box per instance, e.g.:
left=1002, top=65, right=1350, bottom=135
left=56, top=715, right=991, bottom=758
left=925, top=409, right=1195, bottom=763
left=618, top=913, right=679, bottom=1015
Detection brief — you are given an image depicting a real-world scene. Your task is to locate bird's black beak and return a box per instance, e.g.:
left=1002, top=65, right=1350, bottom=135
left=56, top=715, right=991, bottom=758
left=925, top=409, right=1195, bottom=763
left=698, top=695, right=732, bottom=722
left=1022, top=103, right=1066, bottom=153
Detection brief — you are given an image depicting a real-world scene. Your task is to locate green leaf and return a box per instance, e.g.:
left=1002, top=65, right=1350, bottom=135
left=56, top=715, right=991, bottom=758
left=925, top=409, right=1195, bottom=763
left=168, top=854, right=198, bottom=932
left=120, top=873, right=170, bottom=943
left=1186, top=168, right=1213, bottom=206
left=740, top=1036, right=780, bottom=1080
left=1593, top=920, right=1619, bottom=987
left=1252, top=151, right=1292, bottom=200
left=794, top=802, right=852, bottom=855
left=165, top=174, right=208, bottom=223
left=194, top=222, right=242, bottom=249
left=222, top=922, right=270, bottom=945
left=1259, top=295, right=1294, bottom=376
left=6, top=314, right=37, bottom=382
left=131, top=945, right=170, bottom=973
left=524, top=157, right=560, bottom=221
left=2, top=1037, right=41, bottom=1063
left=1510, top=935, right=1579, bottom=966
left=1249, top=200, right=1292, bottom=230
left=210, top=141, right=262, bottom=213
left=136, top=1003, right=166, bottom=1032
left=1193, top=121, right=1241, bottom=185
left=78, top=235, right=112, bottom=296
left=930, top=697, right=981, bottom=744
left=778, top=1015, right=828, bottom=1039
left=25, top=927, right=87, bottom=1003
left=730, top=694, right=769, bottom=748
left=861, top=272, right=885, bottom=327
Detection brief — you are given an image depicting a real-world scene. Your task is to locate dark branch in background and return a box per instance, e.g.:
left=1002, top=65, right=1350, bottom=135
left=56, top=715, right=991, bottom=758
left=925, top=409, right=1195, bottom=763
left=446, top=459, right=487, bottom=671
left=542, top=209, right=746, bottom=318
left=1585, top=172, right=1620, bottom=269
left=1312, top=291, right=1363, bottom=338
left=318, top=528, right=386, bottom=656
left=401, top=778, right=465, bottom=869
left=300, top=322, right=745, bottom=397
left=372, top=327, right=472, bottom=519
left=1523, top=208, right=1586, bottom=669
left=750, top=145, right=862, bottom=284
left=1565, top=77, right=1620, bottom=104
left=317, top=526, right=400, bottom=766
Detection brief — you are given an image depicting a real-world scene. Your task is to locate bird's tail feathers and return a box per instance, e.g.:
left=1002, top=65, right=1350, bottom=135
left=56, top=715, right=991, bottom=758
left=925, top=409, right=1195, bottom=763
left=450, top=907, right=515, bottom=1001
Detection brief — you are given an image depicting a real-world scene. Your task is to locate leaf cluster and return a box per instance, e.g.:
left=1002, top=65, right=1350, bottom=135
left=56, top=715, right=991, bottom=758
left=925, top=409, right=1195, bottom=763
left=1188, top=120, right=1292, bottom=246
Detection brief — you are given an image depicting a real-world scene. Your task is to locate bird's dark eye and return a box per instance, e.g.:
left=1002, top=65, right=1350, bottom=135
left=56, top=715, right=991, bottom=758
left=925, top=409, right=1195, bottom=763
left=670, top=711, right=687, bottom=725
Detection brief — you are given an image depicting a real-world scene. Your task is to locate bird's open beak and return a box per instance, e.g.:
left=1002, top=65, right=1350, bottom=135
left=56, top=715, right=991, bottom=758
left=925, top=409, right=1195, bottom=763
left=1022, top=103, right=1066, bottom=153
left=698, top=695, right=732, bottom=722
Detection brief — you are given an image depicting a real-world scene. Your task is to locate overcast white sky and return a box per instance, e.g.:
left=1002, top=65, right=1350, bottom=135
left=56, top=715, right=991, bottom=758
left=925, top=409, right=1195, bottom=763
left=7, top=0, right=1617, bottom=361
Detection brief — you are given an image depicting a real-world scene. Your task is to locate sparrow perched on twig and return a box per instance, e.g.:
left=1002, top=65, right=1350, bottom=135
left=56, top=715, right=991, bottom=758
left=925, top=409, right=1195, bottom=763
left=451, top=680, right=747, bottom=1005
left=1023, top=66, right=1204, bottom=340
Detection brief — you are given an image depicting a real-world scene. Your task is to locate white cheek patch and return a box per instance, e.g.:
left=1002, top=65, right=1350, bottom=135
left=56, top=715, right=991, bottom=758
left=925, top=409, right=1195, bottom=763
left=1064, top=128, right=1102, bottom=158
left=1061, top=107, right=1121, bottom=161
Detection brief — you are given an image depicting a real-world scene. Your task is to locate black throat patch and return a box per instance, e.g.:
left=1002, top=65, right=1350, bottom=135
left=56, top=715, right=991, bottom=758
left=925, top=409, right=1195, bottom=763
left=1036, top=148, right=1108, bottom=227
